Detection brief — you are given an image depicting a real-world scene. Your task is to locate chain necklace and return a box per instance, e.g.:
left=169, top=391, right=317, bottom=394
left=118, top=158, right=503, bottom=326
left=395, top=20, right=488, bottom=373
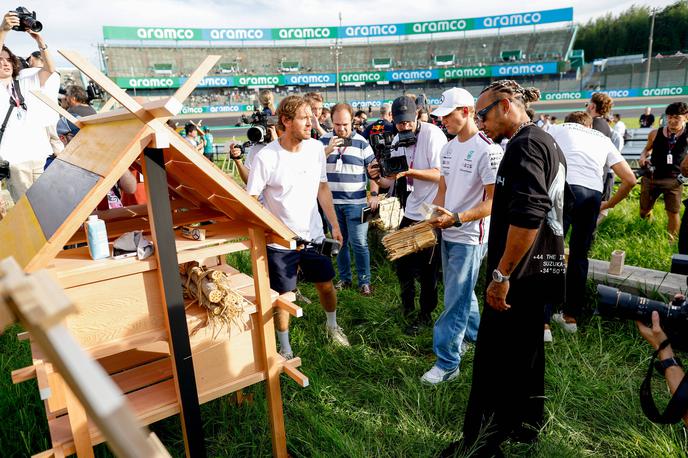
left=509, top=121, right=533, bottom=140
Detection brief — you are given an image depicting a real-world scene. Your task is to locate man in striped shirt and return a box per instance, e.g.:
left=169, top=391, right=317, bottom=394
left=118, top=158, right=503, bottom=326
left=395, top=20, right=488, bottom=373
left=321, top=103, right=379, bottom=296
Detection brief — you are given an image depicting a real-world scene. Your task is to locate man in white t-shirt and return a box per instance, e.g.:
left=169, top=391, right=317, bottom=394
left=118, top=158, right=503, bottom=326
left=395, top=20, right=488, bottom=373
left=368, top=95, right=447, bottom=333
left=545, top=111, right=636, bottom=335
left=0, top=11, right=59, bottom=203
left=247, top=95, right=348, bottom=359
left=418, top=88, right=503, bottom=384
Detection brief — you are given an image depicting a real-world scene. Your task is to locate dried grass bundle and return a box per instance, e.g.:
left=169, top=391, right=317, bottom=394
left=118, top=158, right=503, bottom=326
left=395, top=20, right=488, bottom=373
left=381, top=221, right=437, bottom=261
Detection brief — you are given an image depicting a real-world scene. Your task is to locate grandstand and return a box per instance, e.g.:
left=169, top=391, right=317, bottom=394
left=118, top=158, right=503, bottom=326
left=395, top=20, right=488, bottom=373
left=101, top=27, right=576, bottom=77
left=586, top=54, right=688, bottom=90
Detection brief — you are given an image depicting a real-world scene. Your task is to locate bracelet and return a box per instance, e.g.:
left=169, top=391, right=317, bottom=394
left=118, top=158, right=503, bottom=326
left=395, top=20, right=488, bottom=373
left=38, top=43, right=48, bottom=51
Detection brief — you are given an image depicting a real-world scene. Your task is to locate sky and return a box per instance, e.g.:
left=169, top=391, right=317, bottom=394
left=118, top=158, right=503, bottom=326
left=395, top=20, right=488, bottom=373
left=0, top=0, right=675, bottom=68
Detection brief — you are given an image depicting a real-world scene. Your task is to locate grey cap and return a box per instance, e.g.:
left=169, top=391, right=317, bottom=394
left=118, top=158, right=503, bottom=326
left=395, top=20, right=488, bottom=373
left=392, top=96, right=417, bottom=124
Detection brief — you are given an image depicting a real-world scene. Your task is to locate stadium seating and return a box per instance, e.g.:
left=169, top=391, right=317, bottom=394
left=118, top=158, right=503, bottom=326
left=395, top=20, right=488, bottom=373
left=101, top=27, right=577, bottom=77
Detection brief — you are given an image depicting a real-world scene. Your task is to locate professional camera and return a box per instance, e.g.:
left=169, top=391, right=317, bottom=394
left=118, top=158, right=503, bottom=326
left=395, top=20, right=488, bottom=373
left=634, top=162, right=655, bottom=179
left=12, top=7, right=42, bottom=33
left=368, top=130, right=413, bottom=177
left=296, top=237, right=341, bottom=257
left=677, top=174, right=688, bottom=185
left=597, top=285, right=688, bottom=351
left=246, top=111, right=277, bottom=144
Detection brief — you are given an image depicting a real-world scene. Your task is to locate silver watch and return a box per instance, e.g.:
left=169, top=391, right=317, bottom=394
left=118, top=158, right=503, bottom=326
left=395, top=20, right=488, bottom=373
left=492, top=269, right=510, bottom=283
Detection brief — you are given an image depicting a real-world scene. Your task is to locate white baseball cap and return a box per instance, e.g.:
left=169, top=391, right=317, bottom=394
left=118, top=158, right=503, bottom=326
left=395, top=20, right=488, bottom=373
left=431, top=88, right=475, bottom=117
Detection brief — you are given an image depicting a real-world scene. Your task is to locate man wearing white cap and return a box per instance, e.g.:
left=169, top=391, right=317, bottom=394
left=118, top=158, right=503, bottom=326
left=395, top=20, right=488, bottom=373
left=421, top=88, right=504, bottom=384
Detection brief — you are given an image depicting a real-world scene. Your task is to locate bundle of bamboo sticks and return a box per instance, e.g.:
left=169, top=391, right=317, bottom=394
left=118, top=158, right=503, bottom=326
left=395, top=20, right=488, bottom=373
left=381, top=221, right=437, bottom=261
left=179, top=261, right=252, bottom=336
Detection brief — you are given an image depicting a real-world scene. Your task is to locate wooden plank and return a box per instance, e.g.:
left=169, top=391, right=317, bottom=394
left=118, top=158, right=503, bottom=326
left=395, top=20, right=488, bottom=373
left=143, top=147, right=206, bottom=457
left=165, top=136, right=297, bottom=249
left=35, top=360, right=52, bottom=400
left=0, top=196, right=48, bottom=269
left=96, top=343, right=169, bottom=374
left=46, top=371, right=67, bottom=415
left=588, top=258, right=687, bottom=297
left=282, top=361, right=309, bottom=388
left=176, top=241, right=249, bottom=265
left=98, top=97, right=117, bottom=113
left=173, top=56, right=221, bottom=103
left=26, top=159, right=101, bottom=241
left=63, top=271, right=165, bottom=356
left=64, top=386, right=95, bottom=458
left=276, top=296, right=303, bottom=318
left=248, top=228, right=288, bottom=458
left=30, top=89, right=82, bottom=127
left=174, top=222, right=249, bottom=252
left=17, top=331, right=30, bottom=341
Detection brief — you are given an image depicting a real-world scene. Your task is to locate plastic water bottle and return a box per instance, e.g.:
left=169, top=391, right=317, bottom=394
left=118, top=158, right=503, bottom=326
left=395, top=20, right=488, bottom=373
left=84, top=215, right=110, bottom=260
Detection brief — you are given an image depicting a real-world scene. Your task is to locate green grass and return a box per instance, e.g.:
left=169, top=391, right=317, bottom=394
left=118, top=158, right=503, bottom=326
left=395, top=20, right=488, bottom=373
left=2, top=192, right=688, bottom=457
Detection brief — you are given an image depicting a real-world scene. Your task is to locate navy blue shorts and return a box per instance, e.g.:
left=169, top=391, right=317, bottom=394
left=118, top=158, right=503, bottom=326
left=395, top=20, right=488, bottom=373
left=267, top=247, right=335, bottom=294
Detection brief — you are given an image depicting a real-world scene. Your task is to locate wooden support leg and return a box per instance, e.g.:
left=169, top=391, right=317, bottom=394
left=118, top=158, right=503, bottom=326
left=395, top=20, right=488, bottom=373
left=248, top=228, right=288, bottom=458
left=64, top=387, right=94, bottom=458
left=144, top=147, right=206, bottom=458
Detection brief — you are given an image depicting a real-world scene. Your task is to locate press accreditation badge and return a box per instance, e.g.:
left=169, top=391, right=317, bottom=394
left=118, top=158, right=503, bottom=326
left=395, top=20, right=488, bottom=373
left=16, top=109, right=25, bottom=121
left=667, top=153, right=673, bottom=165
left=335, top=158, right=343, bottom=173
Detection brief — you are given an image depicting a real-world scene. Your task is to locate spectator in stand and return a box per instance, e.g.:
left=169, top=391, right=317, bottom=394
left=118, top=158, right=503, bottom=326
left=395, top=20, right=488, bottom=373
left=305, top=92, right=326, bottom=139
left=362, top=103, right=395, bottom=139
left=0, top=10, right=59, bottom=203
left=321, top=103, right=379, bottom=296
left=64, top=85, right=96, bottom=117
left=639, top=102, right=688, bottom=240
left=258, top=89, right=275, bottom=116
left=640, top=107, right=655, bottom=128
left=545, top=112, right=636, bottom=338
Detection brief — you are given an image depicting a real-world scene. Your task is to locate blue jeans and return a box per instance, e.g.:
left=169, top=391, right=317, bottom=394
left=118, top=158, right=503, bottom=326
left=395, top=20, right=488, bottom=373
left=335, top=203, right=371, bottom=286
left=433, top=239, right=486, bottom=371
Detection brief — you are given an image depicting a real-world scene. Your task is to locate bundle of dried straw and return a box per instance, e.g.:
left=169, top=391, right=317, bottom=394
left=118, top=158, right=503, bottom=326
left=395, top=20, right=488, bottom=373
left=381, top=221, right=437, bottom=261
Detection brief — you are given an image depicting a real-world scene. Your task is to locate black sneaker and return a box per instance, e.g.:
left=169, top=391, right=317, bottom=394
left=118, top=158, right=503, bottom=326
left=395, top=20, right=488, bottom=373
left=405, top=315, right=432, bottom=335
left=335, top=280, right=352, bottom=290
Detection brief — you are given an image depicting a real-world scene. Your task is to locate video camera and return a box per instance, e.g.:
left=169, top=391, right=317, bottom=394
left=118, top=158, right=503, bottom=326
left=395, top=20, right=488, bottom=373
left=634, top=161, right=655, bottom=179
left=296, top=237, right=341, bottom=258
left=368, top=130, right=415, bottom=177
left=12, top=7, right=42, bottom=33
left=246, top=111, right=278, bottom=144
left=597, top=285, right=688, bottom=351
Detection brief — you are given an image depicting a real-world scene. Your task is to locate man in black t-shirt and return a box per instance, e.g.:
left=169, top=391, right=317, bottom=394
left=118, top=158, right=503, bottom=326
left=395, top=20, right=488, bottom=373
left=640, top=102, right=688, bottom=240
left=640, top=107, right=656, bottom=128
left=441, top=80, right=567, bottom=458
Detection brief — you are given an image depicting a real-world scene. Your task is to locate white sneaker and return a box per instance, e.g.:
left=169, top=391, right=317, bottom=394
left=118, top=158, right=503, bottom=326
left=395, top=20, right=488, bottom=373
left=326, top=325, right=350, bottom=347
left=552, top=313, right=578, bottom=333
left=421, top=365, right=460, bottom=385
left=279, top=349, right=294, bottom=360
left=543, top=328, right=553, bottom=343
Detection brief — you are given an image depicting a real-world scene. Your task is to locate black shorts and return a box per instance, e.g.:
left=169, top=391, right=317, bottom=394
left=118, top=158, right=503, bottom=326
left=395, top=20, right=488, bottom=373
left=267, top=246, right=335, bottom=294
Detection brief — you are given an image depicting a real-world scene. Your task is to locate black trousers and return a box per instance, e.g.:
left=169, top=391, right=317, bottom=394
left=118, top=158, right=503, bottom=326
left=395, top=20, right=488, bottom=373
left=679, top=199, right=688, bottom=255
left=463, top=295, right=546, bottom=456
left=562, top=185, right=602, bottom=319
left=395, top=216, right=440, bottom=318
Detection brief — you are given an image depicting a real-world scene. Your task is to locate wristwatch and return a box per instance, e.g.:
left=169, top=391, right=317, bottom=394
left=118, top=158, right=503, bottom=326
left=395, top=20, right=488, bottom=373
left=655, top=356, right=682, bottom=375
left=38, top=43, right=48, bottom=51
left=452, top=212, right=462, bottom=228
left=492, top=269, right=510, bottom=283
left=370, top=191, right=379, bottom=197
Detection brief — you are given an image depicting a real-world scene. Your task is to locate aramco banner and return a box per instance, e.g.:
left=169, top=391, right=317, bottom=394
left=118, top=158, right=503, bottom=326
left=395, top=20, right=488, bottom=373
left=103, top=8, right=573, bottom=42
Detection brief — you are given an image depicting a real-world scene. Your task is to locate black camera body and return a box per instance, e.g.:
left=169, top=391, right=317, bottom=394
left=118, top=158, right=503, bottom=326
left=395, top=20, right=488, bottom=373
left=13, top=7, right=42, bottom=33
left=597, top=285, right=688, bottom=351
left=635, top=162, right=655, bottom=179
left=337, top=136, right=353, bottom=148
left=246, top=111, right=278, bottom=144
left=296, top=237, right=341, bottom=257
left=369, top=130, right=413, bottom=177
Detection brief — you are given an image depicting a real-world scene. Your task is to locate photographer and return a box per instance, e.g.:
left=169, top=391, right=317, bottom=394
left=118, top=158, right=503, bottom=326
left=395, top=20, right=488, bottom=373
left=246, top=95, right=349, bottom=359
left=367, top=95, right=447, bottom=333
left=230, top=121, right=278, bottom=185
left=0, top=10, right=58, bottom=203
left=638, top=102, right=688, bottom=239
left=321, top=103, right=379, bottom=296
left=637, top=310, right=688, bottom=427
left=362, top=103, right=395, bottom=140
left=257, top=89, right=275, bottom=116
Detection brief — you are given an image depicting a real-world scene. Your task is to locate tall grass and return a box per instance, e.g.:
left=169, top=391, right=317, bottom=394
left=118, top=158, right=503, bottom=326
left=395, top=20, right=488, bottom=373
left=1, top=192, right=687, bottom=457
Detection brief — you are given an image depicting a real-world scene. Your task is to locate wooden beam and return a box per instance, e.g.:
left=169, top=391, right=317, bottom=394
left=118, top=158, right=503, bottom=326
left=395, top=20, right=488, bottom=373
left=173, top=55, right=221, bottom=104
left=248, top=228, right=288, bottom=458
left=30, top=90, right=82, bottom=127
left=282, top=360, right=309, bottom=388
left=143, top=148, right=206, bottom=458
left=275, top=295, right=303, bottom=318
left=98, top=97, right=118, bottom=113
left=64, top=386, right=95, bottom=458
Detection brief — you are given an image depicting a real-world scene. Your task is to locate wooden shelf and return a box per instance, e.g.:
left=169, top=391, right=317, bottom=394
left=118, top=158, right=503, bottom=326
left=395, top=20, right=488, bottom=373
left=49, top=222, right=252, bottom=289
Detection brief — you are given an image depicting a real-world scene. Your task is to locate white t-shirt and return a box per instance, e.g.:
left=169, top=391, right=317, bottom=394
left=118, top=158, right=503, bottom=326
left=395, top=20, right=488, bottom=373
left=613, top=120, right=626, bottom=138
left=546, top=123, right=624, bottom=193
left=246, top=138, right=327, bottom=247
left=392, top=121, right=446, bottom=221
left=0, top=68, right=59, bottom=164
left=441, top=131, right=503, bottom=245
left=243, top=143, right=266, bottom=171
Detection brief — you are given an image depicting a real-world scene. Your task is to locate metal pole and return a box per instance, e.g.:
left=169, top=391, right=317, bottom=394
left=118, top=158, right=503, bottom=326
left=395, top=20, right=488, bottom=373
left=644, top=8, right=656, bottom=88
left=336, top=12, right=342, bottom=101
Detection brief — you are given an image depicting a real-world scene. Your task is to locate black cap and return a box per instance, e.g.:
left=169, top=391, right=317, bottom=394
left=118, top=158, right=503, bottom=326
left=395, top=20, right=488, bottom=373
left=392, top=96, right=417, bottom=124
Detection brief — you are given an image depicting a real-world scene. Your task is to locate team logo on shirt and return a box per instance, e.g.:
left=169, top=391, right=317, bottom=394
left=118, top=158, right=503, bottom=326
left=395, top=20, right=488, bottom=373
left=496, top=175, right=505, bottom=186
left=466, top=150, right=475, bottom=160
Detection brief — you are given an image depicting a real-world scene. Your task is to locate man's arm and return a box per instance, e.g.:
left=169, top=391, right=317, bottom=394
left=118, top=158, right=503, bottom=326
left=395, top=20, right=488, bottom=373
left=405, top=167, right=440, bottom=183
left=0, top=12, right=17, bottom=50
left=30, top=32, right=56, bottom=86
left=600, top=161, right=637, bottom=211
left=432, top=176, right=447, bottom=207
left=430, top=184, right=495, bottom=229
left=639, top=129, right=658, bottom=167
left=317, top=181, right=342, bottom=244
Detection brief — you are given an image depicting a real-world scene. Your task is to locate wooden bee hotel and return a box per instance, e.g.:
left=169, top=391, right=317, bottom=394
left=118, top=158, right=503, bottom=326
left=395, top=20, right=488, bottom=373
left=1, top=50, right=306, bottom=457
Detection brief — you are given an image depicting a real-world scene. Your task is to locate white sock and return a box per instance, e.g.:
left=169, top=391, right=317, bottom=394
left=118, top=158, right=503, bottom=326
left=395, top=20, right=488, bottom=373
left=326, top=311, right=337, bottom=328
left=277, top=330, right=291, bottom=355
